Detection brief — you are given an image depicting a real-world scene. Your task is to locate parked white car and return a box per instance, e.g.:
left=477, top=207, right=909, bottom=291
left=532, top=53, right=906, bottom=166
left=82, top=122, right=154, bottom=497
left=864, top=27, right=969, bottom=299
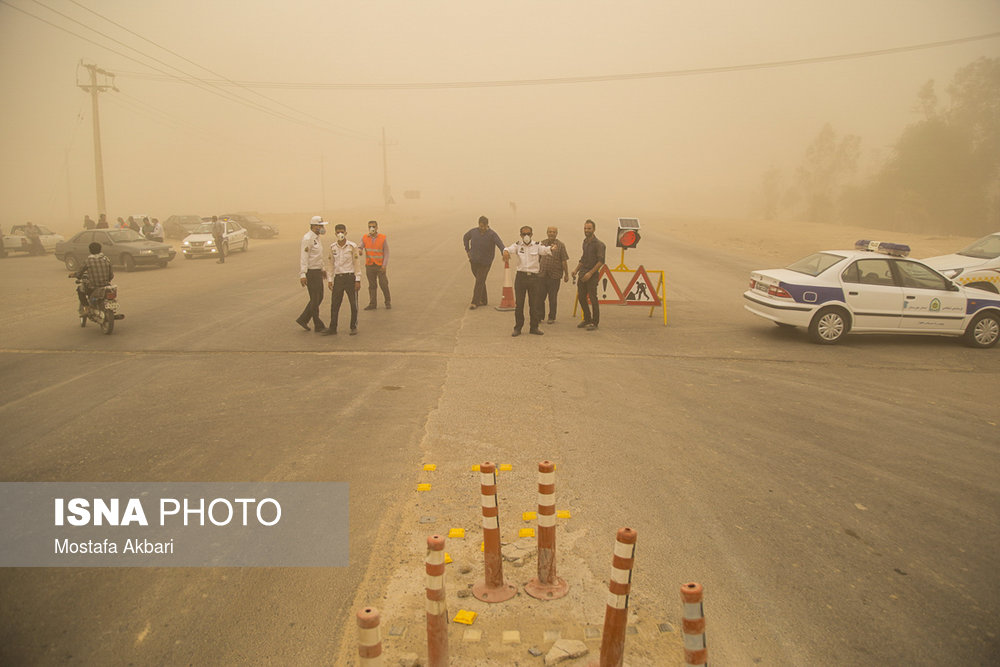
left=180, top=220, right=248, bottom=259
left=922, top=232, right=1000, bottom=294
left=1, top=224, right=65, bottom=256
left=743, top=240, right=1000, bottom=347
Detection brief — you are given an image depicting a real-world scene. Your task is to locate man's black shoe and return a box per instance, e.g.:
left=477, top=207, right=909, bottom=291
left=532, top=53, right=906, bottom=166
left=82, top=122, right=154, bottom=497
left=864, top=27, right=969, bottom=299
left=587, top=323, right=598, bottom=331
left=529, top=329, right=544, bottom=335
left=577, top=321, right=591, bottom=328
left=385, top=303, right=391, bottom=309
left=511, top=329, right=521, bottom=337
left=295, top=319, right=310, bottom=331
left=364, top=305, right=376, bottom=311
left=321, top=328, right=337, bottom=336
left=349, top=328, right=357, bottom=335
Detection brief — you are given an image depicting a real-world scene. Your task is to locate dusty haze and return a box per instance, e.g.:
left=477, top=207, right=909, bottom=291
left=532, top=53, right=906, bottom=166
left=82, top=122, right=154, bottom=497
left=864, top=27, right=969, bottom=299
left=1, top=1, right=998, bottom=230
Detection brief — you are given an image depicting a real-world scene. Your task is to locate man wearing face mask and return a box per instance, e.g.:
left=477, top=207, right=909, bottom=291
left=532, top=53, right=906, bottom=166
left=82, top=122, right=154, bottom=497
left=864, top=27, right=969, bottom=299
left=571, top=219, right=606, bottom=331
left=324, top=223, right=362, bottom=336
left=296, top=215, right=328, bottom=332
left=502, top=226, right=556, bottom=336
left=359, top=220, right=391, bottom=310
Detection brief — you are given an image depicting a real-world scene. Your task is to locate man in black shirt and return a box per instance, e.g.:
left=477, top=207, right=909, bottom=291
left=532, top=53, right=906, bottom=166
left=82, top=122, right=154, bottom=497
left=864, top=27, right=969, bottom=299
left=462, top=216, right=505, bottom=309
left=571, top=219, right=606, bottom=331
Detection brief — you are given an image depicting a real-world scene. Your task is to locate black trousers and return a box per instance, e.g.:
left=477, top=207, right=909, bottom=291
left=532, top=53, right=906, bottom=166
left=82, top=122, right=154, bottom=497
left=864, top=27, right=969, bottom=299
left=513, top=271, right=545, bottom=331
left=330, top=273, right=359, bottom=332
left=366, top=265, right=390, bottom=306
left=470, top=261, right=492, bottom=305
left=298, top=268, right=326, bottom=329
left=213, top=235, right=225, bottom=262
left=543, top=276, right=562, bottom=320
left=577, top=274, right=600, bottom=325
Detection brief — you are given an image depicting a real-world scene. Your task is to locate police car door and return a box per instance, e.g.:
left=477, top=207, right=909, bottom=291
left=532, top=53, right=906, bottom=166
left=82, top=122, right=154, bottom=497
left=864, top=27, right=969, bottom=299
left=892, top=260, right=967, bottom=333
left=841, top=258, right=903, bottom=331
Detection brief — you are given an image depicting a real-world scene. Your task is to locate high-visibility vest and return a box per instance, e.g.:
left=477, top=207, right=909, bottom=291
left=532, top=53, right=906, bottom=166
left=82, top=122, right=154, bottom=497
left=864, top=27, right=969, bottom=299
left=362, top=234, right=386, bottom=266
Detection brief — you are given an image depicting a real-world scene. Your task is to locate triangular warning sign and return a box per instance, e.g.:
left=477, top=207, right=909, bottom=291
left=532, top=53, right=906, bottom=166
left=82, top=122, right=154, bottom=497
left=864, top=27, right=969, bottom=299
left=621, top=266, right=661, bottom=306
left=595, top=264, right=624, bottom=304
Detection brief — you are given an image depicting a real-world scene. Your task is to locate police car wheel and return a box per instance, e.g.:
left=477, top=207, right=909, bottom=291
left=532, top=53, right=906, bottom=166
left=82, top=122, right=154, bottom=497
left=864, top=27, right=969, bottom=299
left=808, top=307, right=849, bottom=345
left=964, top=312, right=1000, bottom=348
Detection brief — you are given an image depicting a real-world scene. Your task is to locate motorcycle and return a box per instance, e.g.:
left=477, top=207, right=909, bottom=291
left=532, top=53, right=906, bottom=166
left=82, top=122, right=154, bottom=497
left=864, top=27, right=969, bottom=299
left=72, top=278, right=124, bottom=334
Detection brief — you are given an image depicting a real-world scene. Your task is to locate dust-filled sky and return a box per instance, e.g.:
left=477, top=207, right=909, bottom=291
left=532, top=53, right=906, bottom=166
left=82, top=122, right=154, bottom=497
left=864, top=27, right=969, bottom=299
left=1, top=1, right=998, bottom=227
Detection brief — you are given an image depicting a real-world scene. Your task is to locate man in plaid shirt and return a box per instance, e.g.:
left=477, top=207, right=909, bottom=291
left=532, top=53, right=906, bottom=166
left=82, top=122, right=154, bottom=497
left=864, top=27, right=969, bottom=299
left=73, top=242, right=114, bottom=312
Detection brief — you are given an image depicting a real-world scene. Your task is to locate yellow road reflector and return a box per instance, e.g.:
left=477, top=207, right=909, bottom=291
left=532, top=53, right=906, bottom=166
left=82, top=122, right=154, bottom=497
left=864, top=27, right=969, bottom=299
left=470, top=464, right=480, bottom=472
left=522, top=511, right=537, bottom=521
left=556, top=510, right=571, bottom=519
left=453, top=610, right=477, bottom=625
left=417, top=483, right=432, bottom=492
left=444, top=552, right=453, bottom=564
left=499, top=463, right=512, bottom=471
left=448, top=528, right=465, bottom=539
left=518, top=527, right=535, bottom=538
left=480, top=541, right=484, bottom=552
left=423, top=464, right=437, bottom=471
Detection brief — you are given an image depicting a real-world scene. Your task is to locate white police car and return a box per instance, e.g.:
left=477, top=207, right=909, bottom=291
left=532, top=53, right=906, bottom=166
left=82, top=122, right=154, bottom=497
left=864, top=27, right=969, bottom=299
left=743, top=240, right=1000, bottom=347
left=922, top=232, right=1000, bottom=294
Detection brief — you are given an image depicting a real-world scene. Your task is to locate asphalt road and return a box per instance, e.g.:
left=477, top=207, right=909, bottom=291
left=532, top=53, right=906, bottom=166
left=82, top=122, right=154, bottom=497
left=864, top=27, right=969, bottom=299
left=1, top=216, right=997, bottom=666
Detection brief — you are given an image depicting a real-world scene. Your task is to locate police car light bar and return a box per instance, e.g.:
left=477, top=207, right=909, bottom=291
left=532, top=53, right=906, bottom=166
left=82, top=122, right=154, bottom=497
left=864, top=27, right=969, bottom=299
left=855, top=240, right=910, bottom=257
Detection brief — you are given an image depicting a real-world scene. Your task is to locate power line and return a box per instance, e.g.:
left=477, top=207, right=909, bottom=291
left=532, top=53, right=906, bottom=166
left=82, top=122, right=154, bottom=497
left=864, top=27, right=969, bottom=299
left=117, top=31, right=1000, bottom=90
left=65, top=0, right=373, bottom=140
left=0, top=0, right=373, bottom=140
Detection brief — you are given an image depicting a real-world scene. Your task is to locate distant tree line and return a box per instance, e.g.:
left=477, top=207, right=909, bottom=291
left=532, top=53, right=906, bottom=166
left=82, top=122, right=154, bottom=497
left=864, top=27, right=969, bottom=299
left=762, top=56, right=999, bottom=236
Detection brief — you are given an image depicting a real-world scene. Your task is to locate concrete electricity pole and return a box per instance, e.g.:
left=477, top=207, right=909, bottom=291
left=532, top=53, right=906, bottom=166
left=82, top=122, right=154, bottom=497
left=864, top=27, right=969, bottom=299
left=77, top=61, right=117, bottom=217
left=381, top=127, right=396, bottom=211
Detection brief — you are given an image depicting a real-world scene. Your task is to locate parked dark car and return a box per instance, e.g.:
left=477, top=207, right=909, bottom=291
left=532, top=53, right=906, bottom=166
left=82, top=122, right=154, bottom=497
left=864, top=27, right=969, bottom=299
left=221, top=214, right=278, bottom=239
left=162, top=215, right=204, bottom=240
left=55, top=229, right=176, bottom=271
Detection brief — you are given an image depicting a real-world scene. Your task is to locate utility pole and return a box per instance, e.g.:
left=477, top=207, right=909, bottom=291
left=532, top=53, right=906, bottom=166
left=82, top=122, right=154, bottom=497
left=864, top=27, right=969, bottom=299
left=77, top=61, right=117, bottom=218
left=381, top=127, right=395, bottom=211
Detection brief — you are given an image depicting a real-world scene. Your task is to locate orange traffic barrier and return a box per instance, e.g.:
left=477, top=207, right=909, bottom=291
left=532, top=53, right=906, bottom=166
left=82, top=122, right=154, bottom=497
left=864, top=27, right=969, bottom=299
left=356, top=606, right=384, bottom=666
left=495, top=259, right=516, bottom=311
left=525, top=460, right=569, bottom=600
left=598, top=527, right=637, bottom=667
left=472, top=461, right=516, bottom=602
left=680, top=582, right=707, bottom=666
left=425, top=534, right=449, bottom=666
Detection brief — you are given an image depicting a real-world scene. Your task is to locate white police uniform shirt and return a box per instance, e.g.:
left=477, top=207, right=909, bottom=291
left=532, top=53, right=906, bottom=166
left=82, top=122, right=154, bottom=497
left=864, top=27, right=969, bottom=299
left=328, top=240, right=362, bottom=281
left=300, top=230, right=325, bottom=278
left=504, top=240, right=553, bottom=274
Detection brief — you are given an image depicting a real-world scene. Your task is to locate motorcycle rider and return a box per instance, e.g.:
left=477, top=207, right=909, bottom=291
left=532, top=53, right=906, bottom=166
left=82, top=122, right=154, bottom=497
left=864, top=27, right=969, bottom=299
left=72, top=242, right=114, bottom=314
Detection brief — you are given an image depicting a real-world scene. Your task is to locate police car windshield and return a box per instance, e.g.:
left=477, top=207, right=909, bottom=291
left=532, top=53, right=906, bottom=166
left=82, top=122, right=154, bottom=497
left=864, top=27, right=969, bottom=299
left=957, top=234, right=1000, bottom=260
left=785, top=252, right=845, bottom=277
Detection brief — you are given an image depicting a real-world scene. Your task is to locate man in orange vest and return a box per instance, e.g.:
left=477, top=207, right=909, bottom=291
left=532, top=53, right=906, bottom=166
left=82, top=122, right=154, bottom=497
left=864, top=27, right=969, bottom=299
left=359, top=220, right=391, bottom=310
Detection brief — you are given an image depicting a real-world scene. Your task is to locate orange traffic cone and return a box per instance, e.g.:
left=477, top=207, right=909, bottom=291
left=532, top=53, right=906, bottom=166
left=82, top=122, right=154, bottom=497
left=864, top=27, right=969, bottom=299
left=495, top=259, right=516, bottom=311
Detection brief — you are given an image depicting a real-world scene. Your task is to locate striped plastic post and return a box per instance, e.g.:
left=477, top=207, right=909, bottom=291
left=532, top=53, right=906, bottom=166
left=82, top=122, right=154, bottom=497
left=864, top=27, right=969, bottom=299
left=356, top=606, right=384, bottom=667
left=525, top=460, right=569, bottom=600
left=495, top=259, right=516, bottom=311
left=425, top=534, right=449, bottom=666
left=472, top=461, right=516, bottom=603
left=680, top=582, right=707, bottom=666
left=598, top=527, right=637, bottom=667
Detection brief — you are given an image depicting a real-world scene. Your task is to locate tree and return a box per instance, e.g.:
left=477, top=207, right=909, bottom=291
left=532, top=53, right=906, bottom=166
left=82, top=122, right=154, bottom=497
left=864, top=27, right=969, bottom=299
left=856, top=57, right=1000, bottom=234
left=791, top=124, right=861, bottom=223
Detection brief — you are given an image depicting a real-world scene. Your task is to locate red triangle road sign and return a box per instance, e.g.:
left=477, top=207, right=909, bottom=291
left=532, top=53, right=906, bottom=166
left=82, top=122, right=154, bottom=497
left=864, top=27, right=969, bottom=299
left=621, top=266, right=661, bottom=306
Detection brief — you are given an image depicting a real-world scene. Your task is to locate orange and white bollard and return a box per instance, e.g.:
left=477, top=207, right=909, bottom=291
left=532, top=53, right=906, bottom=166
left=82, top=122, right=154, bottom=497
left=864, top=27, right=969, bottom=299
left=680, top=582, right=707, bottom=666
left=598, top=527, right=637, bottom=667
left=356, top=606, right=384, bottom=667
left=495, top=259, right=516, bottom=311
left=472, top=461, right=517, bottom=603
left=525, top=460, right=569, bottom=600
left=425, top=534, right=449, bottom=666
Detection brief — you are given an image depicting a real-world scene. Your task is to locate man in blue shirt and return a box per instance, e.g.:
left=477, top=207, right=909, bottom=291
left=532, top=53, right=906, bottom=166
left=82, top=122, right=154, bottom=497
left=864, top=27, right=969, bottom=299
left=462, top=216, right=505, bottom=309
